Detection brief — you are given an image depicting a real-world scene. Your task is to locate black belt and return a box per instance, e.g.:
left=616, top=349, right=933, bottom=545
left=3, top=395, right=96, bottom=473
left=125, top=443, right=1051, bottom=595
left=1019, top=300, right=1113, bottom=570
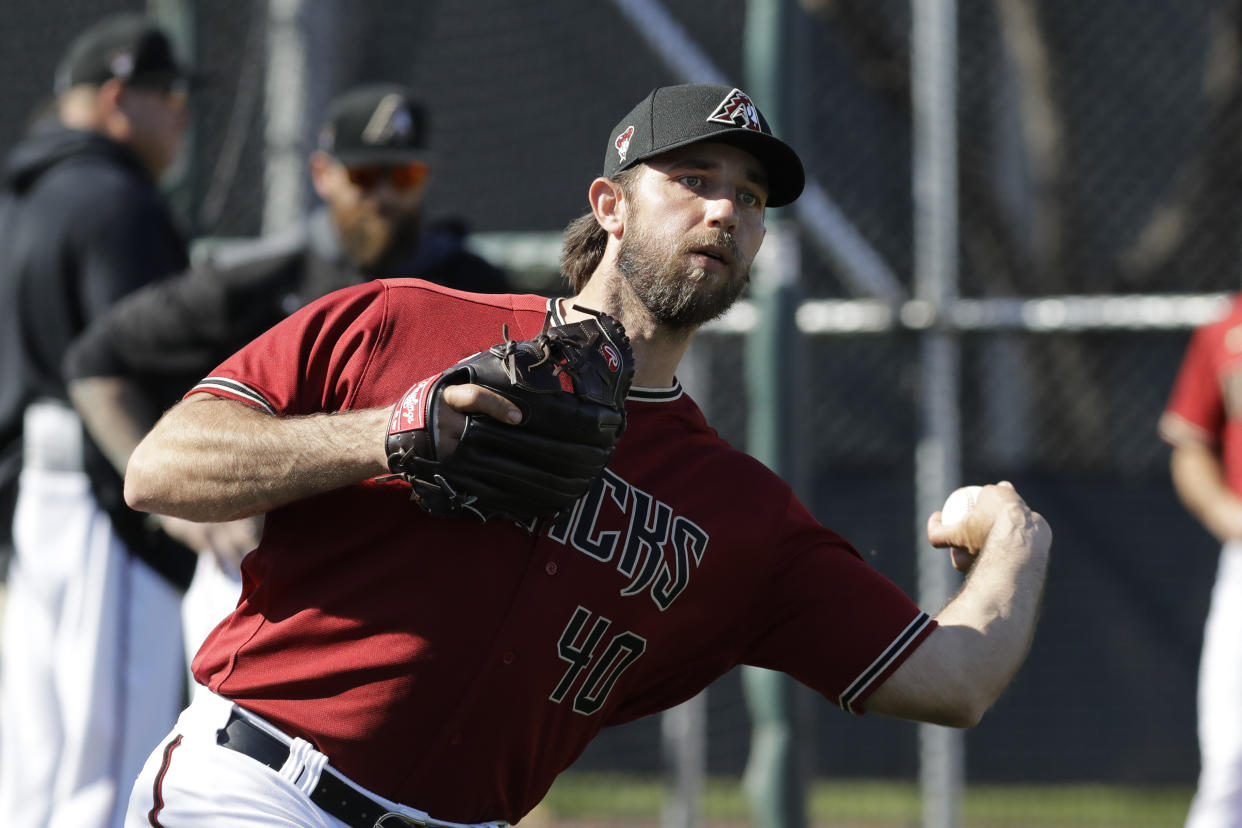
left=216, top=710, right=429, bottom=828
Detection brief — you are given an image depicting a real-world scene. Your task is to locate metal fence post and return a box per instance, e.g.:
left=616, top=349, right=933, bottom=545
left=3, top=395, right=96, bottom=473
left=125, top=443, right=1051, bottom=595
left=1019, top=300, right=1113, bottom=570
left=146, top=0, right=197, bottom=229
left=912, top=1, right=964, bottom=827
left=742, top=2, right=809, bottom=825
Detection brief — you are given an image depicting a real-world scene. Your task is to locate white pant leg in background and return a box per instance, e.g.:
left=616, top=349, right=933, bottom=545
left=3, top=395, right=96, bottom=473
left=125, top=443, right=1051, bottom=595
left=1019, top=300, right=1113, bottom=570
left=115, top=555, right=186, bottom=827
left=0, top=466, right=184, bottom=828
left=181, top=554, right=243, bottom=672
left=1186, top=541, right=1242, bottom=828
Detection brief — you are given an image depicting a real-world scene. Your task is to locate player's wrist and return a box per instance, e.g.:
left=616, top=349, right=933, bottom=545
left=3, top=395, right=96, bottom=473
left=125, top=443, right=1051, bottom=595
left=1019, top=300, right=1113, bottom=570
left=982, top=504, right=1045, bottom=556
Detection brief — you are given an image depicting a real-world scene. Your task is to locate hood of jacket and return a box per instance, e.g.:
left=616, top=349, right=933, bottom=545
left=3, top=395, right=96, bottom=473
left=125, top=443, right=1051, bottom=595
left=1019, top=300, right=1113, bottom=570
left=4, top=125, right=148, bottom=195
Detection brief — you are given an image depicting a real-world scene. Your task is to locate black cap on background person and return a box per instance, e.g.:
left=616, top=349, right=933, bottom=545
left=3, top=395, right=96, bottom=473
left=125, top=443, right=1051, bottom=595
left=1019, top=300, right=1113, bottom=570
left=603, top=83, right=805, bottom=207
left=318, top=84, right=430, bottom=167
left=54, top=12, right=189, bottom=94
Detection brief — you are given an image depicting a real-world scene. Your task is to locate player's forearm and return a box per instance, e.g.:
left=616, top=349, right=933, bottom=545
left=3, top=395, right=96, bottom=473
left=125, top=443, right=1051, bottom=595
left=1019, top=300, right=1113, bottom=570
left=1170, top=443, right=1242, bottom=542
left=930, top=505, right=1050, bottom=722
left=126, top=394, right=390, bottom=522
left=865, top=502, right=1050, bottom=727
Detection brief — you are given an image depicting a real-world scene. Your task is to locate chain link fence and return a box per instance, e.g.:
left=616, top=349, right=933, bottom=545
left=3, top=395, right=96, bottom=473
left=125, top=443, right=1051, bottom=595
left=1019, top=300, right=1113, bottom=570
left=4, top=0, right=1241, bottom=824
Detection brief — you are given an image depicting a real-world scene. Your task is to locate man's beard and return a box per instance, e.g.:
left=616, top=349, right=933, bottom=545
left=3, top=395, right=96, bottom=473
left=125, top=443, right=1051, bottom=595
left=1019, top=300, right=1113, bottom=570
left=616, top=224, right=749, bottom=331
left=333, top=202, right=420, bottom=272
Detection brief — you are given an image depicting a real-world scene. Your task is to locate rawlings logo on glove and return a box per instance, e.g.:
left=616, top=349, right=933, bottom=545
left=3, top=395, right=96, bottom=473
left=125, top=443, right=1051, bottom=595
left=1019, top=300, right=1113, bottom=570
left=385, top=306, right=634, bottom=524
left=390, top=375, right=439, bottom=433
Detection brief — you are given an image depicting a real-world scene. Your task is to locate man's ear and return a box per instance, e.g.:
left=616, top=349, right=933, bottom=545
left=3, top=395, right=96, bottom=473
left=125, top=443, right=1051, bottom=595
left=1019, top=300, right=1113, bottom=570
left=308, top=150, right=337, bottom=200
left=95, top=78, right=129, bottom=136
left=97, top=77, right=126, bottom=110
left=589, top=177, right=626, bottom=236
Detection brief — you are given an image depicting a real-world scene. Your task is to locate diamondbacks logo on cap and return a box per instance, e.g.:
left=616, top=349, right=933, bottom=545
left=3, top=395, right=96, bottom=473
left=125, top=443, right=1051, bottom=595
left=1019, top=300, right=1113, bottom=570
left=615, top=125, right=635, bottom=163
left=362, top=93, right=414, bottom=146
left=109, top=52, right=135, bottom=79
left=706, top=88, right=763, bottom=133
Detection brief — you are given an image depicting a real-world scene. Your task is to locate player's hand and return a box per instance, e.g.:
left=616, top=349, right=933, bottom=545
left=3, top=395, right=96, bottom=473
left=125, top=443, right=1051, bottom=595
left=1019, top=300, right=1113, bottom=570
left=926, top=482, right=1040, bottom=573
left=158, top=514, right=264, bottom=572
left=432, top=383, right=522, bottom=457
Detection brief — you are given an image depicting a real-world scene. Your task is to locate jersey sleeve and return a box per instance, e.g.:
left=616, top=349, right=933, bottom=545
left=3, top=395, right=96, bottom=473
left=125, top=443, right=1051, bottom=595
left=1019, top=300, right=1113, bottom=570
left=185, top=280, right=390, bottom=416
left=742, top=488, right=935, bottom=715
left=1160, top=324, right=1223, bottom=448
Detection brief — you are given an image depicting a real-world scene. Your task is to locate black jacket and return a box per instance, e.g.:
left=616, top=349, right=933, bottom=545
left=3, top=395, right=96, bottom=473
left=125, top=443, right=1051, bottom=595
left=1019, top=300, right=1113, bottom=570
left=0, top=126, right=194, bottom=587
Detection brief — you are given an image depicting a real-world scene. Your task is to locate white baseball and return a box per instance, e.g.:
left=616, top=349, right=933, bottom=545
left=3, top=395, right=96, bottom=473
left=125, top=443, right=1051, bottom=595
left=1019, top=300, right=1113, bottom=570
left=939, top=485, right=982, bottom=526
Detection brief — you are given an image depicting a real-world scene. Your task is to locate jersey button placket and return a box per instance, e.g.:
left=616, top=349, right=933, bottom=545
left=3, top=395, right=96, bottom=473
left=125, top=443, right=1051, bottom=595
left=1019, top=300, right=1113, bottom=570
left=545, top=561, right=558, bottom=575
left=502, top=651, right=516, bottom=665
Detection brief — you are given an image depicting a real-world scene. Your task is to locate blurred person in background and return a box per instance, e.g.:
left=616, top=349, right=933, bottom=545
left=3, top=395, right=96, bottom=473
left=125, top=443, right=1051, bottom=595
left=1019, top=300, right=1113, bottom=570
left=1161, top=302, right=1242, bottom=828
left=0, top=13, right=194, bottom=828
left=0, top=97, right=60, bottom=628
left=62, top=82, right=510, bottom=667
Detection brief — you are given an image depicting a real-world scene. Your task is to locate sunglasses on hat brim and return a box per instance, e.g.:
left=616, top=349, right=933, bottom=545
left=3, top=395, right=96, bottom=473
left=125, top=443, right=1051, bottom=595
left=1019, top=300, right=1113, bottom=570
left=121, top=75, right=190, bottom=109
left=345, top=162, right=427, bottom=191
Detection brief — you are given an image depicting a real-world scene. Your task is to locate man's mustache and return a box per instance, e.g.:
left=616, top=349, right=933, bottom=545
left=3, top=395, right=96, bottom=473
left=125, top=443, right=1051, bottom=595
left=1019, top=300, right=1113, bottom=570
left=680, top=231, right=741, bottom=264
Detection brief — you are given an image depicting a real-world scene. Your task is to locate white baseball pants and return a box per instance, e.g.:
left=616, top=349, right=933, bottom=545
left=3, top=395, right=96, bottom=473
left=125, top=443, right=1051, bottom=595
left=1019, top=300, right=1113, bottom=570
left=127, top=687, right=504, bottom=827
left=0, top=460, right=184, bottom=828
left=180, top=554, right=242, bottom=678
left=1186, top=540, right=1242, bottom=828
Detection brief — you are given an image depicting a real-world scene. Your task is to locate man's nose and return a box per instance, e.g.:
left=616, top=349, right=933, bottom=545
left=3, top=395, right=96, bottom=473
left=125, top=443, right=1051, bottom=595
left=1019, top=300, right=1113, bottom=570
left=704, top=195, right=739, bottom=233
left=362, top=178, right=404, bottom=206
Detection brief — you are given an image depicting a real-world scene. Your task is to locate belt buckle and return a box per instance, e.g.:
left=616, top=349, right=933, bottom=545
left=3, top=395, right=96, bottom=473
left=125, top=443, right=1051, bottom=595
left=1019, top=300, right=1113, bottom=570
left=375, top=814, right=427, bottom=828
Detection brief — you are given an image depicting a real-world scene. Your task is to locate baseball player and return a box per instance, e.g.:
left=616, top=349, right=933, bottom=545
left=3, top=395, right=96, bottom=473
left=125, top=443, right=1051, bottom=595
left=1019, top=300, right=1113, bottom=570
left=122, top=84, right=1051, bottom=827
left=0, top=15, right=194, bottom=828
left=1161, top=299, right=1242, bottom=827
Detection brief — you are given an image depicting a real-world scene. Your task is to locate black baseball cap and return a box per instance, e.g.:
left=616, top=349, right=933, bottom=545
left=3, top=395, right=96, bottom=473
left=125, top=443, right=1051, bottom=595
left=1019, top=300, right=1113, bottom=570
left=54, top=13, right=188, bottom=94
left=318, top=84, right=428, bottom=166
left=602, top=83, right=805, bottom=207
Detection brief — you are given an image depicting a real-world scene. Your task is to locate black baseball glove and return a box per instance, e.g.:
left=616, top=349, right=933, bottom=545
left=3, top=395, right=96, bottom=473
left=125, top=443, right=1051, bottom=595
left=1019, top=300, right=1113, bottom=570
left=384, top=306, right=634, bottom=524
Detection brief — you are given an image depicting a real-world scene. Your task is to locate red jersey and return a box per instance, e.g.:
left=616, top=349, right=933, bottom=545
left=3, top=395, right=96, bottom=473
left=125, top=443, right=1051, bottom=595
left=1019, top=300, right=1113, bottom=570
left=188, top=278, right=936, bottom=824
left=1161, top=296, right=1242, bottom=494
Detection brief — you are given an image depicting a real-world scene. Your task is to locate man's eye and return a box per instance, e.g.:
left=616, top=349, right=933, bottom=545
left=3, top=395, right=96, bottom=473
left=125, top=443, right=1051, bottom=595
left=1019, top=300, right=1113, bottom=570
left=680, top=174, right=703, bottom=188
left=739, top=192, right=760, bottom=207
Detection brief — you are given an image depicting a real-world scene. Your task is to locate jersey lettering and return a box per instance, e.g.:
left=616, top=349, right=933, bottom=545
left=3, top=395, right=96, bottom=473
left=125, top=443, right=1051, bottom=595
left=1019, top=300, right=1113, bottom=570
left=550, top=606, right=610, bottom=704
left=545, top=497, right=580, bottom=544
left=651, top=517, right=710, bottom=610
left=552, top=469, right=709, bottom=610
left=617, top=487, right=671, bottom=579
left=570, top=471, right=630, bottom=562
left=619, top=498, right=667, bottom=598
left=574, top=629, right=646, bottom=715
left=550, top=605, right=648, bottom=716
